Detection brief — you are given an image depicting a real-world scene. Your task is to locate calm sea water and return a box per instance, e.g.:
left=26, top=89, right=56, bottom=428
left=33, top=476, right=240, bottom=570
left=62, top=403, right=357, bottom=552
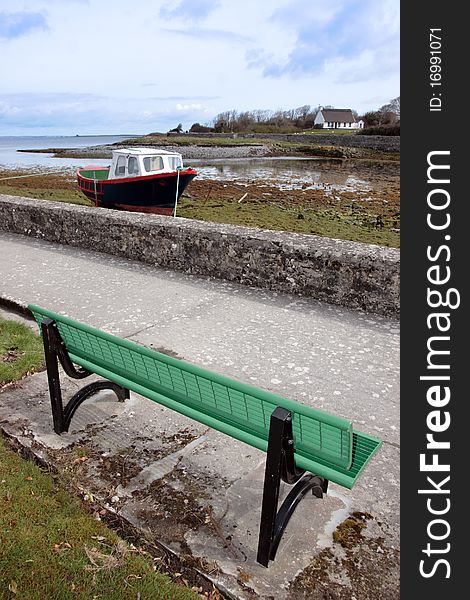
left=192, top=157, right=372, bottom=192
left=0, top=135, right=137, bottom=170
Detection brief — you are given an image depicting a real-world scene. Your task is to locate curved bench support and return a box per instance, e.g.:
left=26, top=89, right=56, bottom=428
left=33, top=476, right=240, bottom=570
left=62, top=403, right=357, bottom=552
left=41, top=318, right=130, bottom=434
left=257, top=407, right=329, bottom=567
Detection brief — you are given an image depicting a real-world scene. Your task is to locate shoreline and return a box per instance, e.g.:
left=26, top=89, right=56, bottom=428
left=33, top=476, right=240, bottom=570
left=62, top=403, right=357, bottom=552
left=16, top=132, right=400, bottom=162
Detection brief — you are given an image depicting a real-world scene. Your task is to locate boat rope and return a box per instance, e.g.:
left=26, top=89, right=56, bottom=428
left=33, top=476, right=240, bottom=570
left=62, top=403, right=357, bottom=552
left=0, top=170, right=66, bottom=182
left=173, top=167, right=182, bottom=218
left=93, top=172, right=98, bottom=204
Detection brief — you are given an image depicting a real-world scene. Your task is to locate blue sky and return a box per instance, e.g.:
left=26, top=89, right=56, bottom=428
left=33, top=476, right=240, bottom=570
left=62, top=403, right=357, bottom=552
left=0, top=0, right=399, bottom=136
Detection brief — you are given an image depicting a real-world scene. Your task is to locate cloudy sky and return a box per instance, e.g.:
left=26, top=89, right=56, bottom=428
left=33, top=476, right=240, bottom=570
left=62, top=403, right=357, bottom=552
left=0, top=0, right=399, bottom=136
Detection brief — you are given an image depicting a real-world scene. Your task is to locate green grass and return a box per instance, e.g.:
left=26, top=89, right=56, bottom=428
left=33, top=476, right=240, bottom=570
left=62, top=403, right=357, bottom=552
left=126, top=130, right=361, bottom=145
left=177, top=199, right=400, bottom=247
left=0, top=317, right=45, bottom=386
left=0, top=318, right=200, bottom=599
left=0, top=184, right=92, bottom=206
left=0, top=438, right=200, bottom=600
left=120, top=134, right=268, bottom=147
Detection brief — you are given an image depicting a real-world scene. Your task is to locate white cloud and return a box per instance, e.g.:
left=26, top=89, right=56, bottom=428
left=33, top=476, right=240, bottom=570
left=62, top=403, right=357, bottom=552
left=176, top=103, right=203, bottom=111
left=0, top=0, right=399, bottom=135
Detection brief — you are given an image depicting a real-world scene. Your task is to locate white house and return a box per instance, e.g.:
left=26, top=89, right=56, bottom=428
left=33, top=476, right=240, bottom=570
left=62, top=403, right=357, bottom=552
left=314, top=108, right=364, bottom=129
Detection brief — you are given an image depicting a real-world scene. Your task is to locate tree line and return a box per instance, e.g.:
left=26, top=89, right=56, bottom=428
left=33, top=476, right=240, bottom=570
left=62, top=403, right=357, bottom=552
left=362, top=97, right=400, bottom=127
left=190, top=105, right=323, bottom=134
left=187, top=97, right=400, bottom=135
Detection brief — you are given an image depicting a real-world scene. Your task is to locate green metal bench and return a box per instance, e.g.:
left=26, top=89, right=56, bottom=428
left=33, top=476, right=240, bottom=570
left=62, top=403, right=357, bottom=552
left=29, top=304, right=382, bottom=567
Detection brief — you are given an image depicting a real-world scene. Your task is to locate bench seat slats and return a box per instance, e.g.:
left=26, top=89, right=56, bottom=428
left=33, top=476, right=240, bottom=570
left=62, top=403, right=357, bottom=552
left=67, top=352, right=380, bottom=489
left=29, top=305, right=382, bottom=487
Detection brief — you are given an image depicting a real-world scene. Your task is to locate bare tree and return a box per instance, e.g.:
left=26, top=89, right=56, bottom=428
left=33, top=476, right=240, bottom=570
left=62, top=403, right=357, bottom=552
left=379, top=96, right=400, bottom=122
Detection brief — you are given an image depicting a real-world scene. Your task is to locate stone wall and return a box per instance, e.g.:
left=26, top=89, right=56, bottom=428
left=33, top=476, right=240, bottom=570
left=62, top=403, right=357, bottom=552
left=0, top=195, right=400, bottom=316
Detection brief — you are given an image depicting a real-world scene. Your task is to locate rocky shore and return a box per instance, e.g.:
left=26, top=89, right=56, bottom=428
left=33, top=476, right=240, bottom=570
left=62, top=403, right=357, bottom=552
left=50, top=143, right=274, bottom=160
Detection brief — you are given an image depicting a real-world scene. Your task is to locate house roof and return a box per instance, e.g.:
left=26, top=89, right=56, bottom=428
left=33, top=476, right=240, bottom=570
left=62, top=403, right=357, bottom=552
left=320, top=109, right=356, bottom=123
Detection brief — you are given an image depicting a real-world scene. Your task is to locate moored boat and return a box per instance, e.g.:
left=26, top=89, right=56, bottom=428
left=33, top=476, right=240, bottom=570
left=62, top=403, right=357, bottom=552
left=77, top=147, right=197, bottom=215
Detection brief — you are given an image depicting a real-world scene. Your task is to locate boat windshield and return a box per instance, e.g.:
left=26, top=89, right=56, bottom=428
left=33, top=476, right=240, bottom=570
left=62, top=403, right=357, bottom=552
left=143, top=156, right=164, bottom=172
left=168, top=156, right=183, bottom=170
left=128, top=156, right=139, bottom=176
left=115, top=155, right=126, bottom=176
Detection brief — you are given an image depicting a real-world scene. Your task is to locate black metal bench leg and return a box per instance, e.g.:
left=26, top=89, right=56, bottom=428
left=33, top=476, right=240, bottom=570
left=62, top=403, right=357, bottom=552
left=41, top=318, right=130, bottom=434
left=257, top=406, right=329, bottom=567
left=41, top=319, right=67, bottom=434
left=257, top=408, right=286, bottom=567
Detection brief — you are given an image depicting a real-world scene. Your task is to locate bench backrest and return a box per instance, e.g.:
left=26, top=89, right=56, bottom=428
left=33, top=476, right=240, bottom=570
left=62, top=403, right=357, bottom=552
left=29, top=305, right=381, bottom=488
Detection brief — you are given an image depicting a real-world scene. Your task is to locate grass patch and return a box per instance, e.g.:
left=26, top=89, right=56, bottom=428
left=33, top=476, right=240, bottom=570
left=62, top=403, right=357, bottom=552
left=177, top=198, right=400, bottom=247
left=0, top=437, right=201, bottom=600
left=0, top=317, right=45, bottom=386
left=119, top=135, right=268, bottom=147
left=0, top=184, right=91, bottom=206
left=0, top=169, right=92, bottom=207
left=0, top=319, right=206, bottom=598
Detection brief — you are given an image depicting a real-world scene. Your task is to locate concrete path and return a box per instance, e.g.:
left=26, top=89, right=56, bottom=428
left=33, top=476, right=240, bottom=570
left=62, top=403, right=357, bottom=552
left=0, top=231, right=400, bottom=598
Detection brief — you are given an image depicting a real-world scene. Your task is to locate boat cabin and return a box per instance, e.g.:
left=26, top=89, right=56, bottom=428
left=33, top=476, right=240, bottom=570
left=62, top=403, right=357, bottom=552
left=108, top=148, right=184, bottom=180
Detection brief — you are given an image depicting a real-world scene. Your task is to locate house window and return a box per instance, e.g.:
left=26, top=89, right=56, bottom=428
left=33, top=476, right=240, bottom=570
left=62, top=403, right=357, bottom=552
left=348, top=122, right=351, bottom=127
left=143, top=156, right=164, bottom=172
left=115, top=155, right=126, bottom=176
